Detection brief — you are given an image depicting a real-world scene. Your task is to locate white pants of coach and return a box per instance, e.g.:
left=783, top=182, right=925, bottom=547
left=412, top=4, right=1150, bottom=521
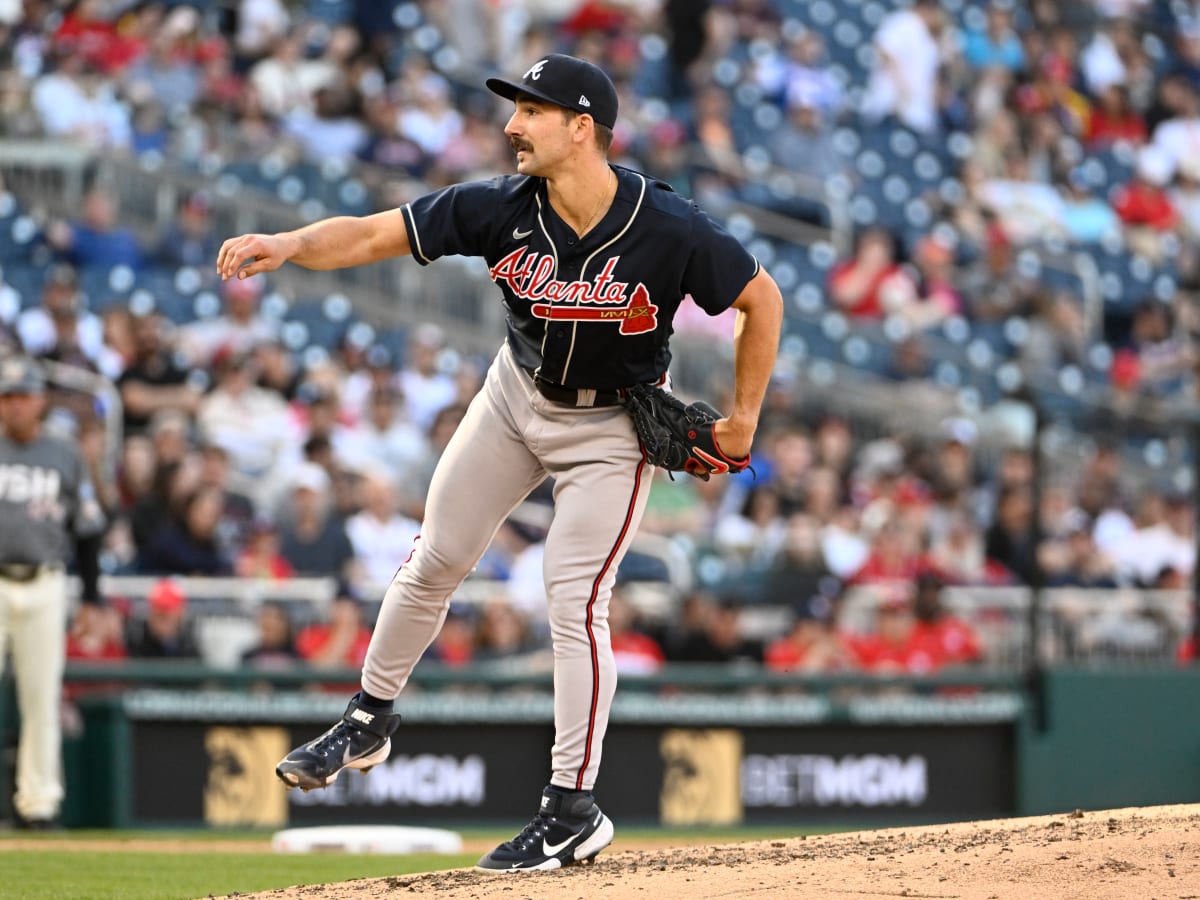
left=0, top=568, right=67, bottom=822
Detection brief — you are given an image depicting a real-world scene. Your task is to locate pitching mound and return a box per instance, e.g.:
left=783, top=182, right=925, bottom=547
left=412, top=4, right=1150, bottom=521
left=224, top=803, right=1199, bottom=899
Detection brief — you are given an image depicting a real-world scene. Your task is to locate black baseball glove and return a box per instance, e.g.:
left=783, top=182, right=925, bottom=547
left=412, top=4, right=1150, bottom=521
left=620, top=383, right=751, bottom=480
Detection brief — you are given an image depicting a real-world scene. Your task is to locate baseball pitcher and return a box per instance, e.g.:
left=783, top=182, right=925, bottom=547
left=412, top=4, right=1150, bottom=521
left=217, top=53, right=783, bottom=872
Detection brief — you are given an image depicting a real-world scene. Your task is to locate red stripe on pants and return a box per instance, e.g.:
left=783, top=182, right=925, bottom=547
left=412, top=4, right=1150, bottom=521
left=576, top=457, right=646, bottom=790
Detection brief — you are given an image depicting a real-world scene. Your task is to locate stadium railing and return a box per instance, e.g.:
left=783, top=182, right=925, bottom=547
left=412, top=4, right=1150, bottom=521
left=76, top=572, right=1196, bottom=673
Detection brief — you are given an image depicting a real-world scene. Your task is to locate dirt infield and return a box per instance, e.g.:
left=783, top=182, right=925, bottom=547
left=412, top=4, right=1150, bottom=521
left=216, top=803, right=1198, bottom=899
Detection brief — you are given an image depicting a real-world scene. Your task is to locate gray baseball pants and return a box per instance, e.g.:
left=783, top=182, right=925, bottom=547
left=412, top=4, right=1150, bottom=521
left=362, top=342, right=652, bottom=791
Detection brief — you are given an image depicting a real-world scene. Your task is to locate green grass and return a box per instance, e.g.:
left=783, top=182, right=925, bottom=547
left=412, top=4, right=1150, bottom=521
left=0, top=847, right=477, bottom=900
left=0, top=827, right=821, bottom=900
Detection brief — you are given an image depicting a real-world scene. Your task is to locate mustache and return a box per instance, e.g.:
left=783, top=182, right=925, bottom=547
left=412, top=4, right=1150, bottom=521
left=510, top=138, right=532, bottom=153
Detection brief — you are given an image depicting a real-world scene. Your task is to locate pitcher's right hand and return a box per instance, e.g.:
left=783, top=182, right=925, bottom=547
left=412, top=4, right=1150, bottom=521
left=217, top=233, right=298, bottom=280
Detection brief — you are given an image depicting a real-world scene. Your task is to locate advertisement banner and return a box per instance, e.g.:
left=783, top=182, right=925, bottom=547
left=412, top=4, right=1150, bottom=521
left=736, top=726, right=1013, bottom=822
left=283, top=724, right=553, bottom=825
left=129, top=718, right=1013, bottom=827
left=133, top=722, right=556, bottom=826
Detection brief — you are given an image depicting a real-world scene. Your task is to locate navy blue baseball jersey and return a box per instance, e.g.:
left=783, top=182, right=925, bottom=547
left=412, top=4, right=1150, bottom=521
left=400, top=165, right=760, bottom=389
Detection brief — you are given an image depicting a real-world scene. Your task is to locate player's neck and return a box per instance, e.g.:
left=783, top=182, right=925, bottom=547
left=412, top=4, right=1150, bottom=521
left=545, top=160, right=615, bottom=238
left=2, top=422, right=40, bottom=444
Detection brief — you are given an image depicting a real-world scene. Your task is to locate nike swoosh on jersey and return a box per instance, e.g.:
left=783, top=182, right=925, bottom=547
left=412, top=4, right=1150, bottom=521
left=542, top=833, right=578, bottom=857
left=513, top=227, right=533, bottom=239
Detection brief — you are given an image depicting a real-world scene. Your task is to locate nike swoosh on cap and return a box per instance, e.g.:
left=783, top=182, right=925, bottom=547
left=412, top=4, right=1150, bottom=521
left=513, top=227, right=533, bottom=239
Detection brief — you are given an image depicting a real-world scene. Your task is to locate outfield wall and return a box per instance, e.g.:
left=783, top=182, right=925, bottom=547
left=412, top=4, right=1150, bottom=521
left=63, top=689, right=1017, bottom=829
left=1017, top=669, right=1200, bottom=815
left=38, top=666, right=1200, bottom=829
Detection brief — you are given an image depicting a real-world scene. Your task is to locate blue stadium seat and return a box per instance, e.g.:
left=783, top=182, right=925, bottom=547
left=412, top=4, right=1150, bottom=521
left=220, top=159, right=285, bottom=196
left=0, top=191, right=20, bottom=233
left=78, top=265, right=122, bottom=311
left=372, top=326, right=409, bottom=366
left=1091, top=143, right=1137, bottom=186
left=1041, top=264, right=1087, bottom=299
left=307, top=0, right=353, bottom=23
left=775, top=242, right=829, bottom=291
left=0, top=260, right=45, bottom=308
left=1084, top=342, right=1114, bottom=387
left=852, top=178, right=908, bottom=229
left=0, top=215, right=39, bottom=264
left=839, top=332, right=891, bottom=376
left=785, top=316, right=840, bottom=361
left=285, top=298, right=350, bottom=351
left=1094, top=249, right=1130, bottom=300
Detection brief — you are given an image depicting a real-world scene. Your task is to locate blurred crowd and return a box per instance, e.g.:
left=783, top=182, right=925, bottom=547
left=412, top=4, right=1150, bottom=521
left=818, top=0, right=1200, bottom=421
left=0, top=0, right=1197, bottom=679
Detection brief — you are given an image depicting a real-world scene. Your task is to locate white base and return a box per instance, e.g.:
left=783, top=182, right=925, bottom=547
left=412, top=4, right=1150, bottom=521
left=271, top=825, right=464, bottom=855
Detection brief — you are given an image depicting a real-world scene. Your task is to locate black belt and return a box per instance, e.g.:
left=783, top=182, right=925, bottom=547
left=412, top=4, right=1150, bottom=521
left=531, top=373, right=624, bottom=408
left=0, top=563, right=55, bottom=582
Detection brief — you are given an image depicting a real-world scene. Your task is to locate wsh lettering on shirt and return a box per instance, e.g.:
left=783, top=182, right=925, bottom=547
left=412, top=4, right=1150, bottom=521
left=0, top=464, right=63, bottom=518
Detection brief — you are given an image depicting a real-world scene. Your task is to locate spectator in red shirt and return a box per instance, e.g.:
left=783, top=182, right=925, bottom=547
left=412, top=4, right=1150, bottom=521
left=827, top=227, right=917, bottom=318
left=849, top=589, right=945, bottom=674
left=53, top=0, right=147, bottom=74
left=235, top=517, right=295, bottom=580
left=66, top=604, right=127, bottom=663
left=424, top=605, right=476, bottom=667
left=1113, top=146, right=1179, bottom=259
left=850, top=511, right=924, bottom=588
left=64, top=603, right=129, bottom=702
left=296, top=590, right=372, bottom=670
left=562, top=1, right=631, bottom=35
left=911, top=572, right=984, bottom=666
left=764, top=594, right=852, bottom=673
left=1114, top=148, right=1178, bottom=229
left=1085, top=83, right=1148, bottom=148
left=609, top=587, right=666, bottom=676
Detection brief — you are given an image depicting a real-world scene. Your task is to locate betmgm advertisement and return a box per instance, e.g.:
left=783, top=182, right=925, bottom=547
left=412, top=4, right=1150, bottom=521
left=657, top=726, right=1012, bottom=826
left=132, top=720, right=1014, bottom=827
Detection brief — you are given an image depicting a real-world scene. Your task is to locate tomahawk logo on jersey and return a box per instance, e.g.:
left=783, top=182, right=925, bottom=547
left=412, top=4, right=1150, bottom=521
left=400, top=166, right=759, bottom=389
left=489, top=251, right=659, bottom=335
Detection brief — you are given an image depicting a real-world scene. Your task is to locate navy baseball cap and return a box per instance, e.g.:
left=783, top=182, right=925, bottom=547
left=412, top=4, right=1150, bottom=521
left=0, top=356, right=45, bottom=396
left=486, top=53, right=618, bottom=129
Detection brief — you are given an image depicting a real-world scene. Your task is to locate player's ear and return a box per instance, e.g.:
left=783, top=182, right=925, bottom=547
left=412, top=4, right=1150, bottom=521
left=575, top=113, right=595, bottom=143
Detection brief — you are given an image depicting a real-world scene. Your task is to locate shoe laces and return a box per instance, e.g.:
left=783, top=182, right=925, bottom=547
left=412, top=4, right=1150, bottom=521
left=310, top=721, right=355, bottom=758
left=505, top=813, right=554, bottom=851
